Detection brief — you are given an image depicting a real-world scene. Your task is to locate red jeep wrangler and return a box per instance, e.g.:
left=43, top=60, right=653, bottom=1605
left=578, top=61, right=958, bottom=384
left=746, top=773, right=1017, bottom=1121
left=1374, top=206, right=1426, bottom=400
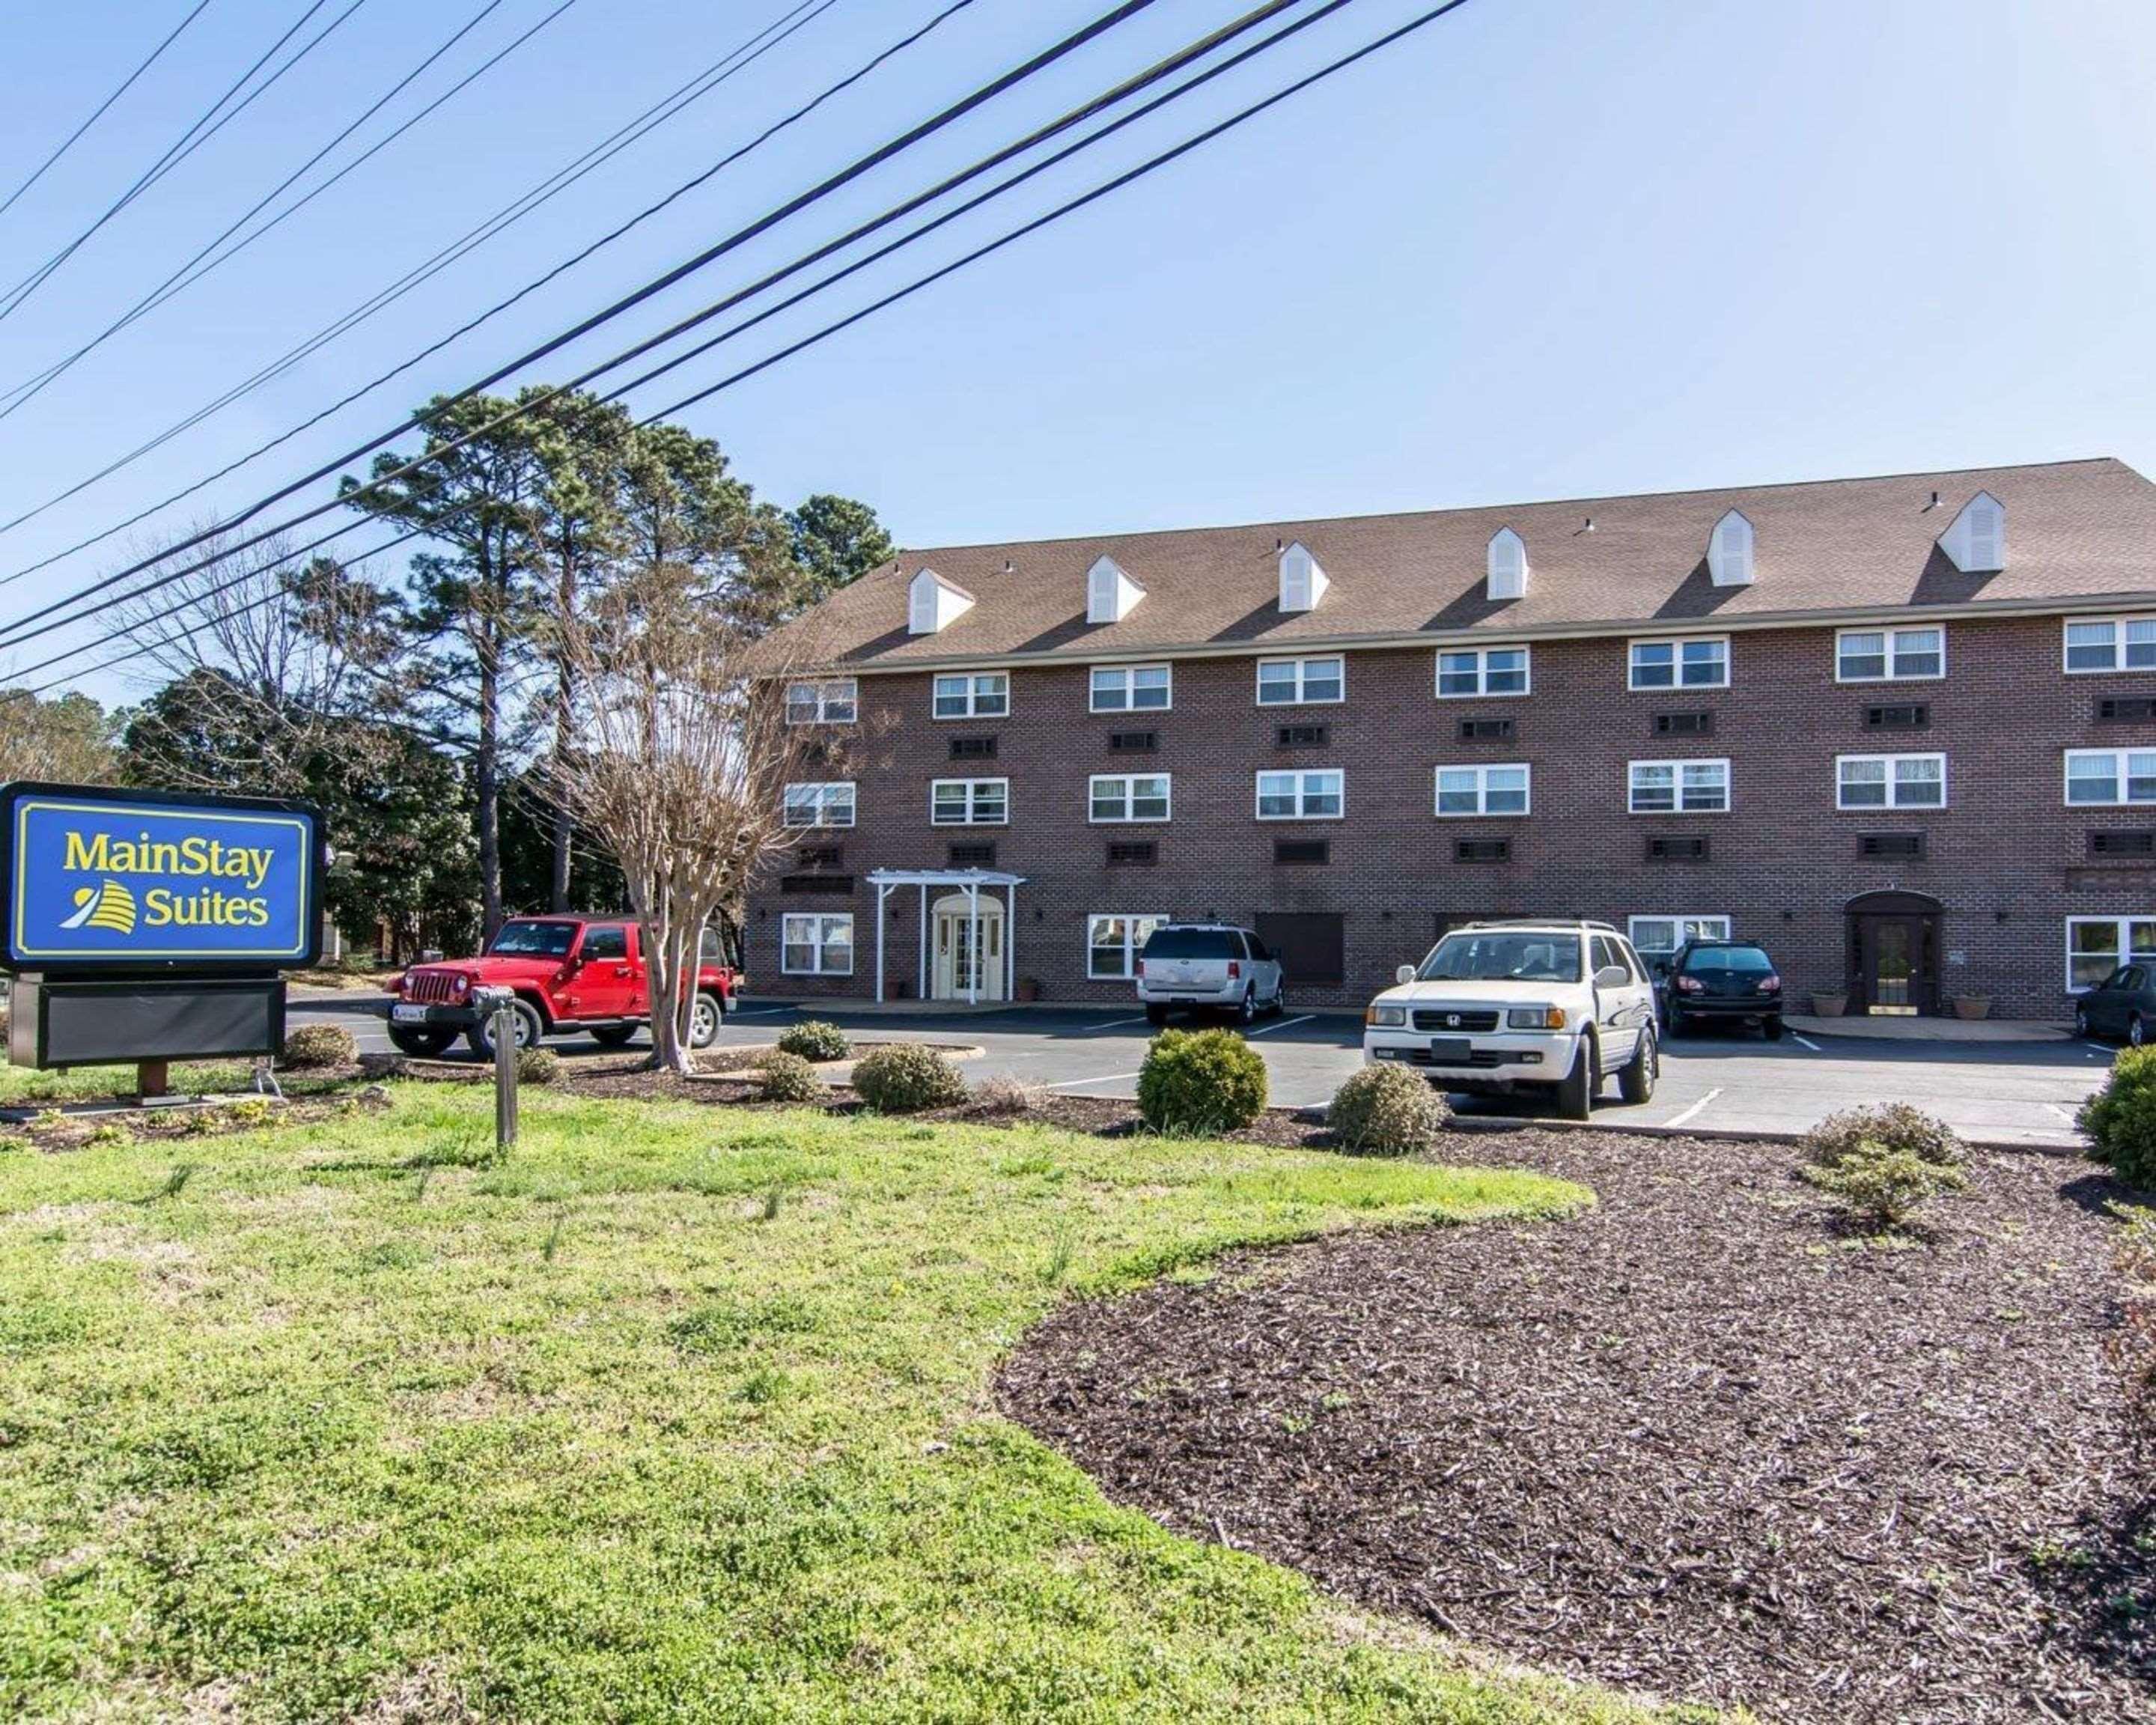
left=386, top=916, right=742, bottom=1057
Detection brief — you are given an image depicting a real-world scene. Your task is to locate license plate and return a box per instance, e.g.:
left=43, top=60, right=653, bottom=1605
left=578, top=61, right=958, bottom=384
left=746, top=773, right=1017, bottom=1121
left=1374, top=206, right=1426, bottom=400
left=391, top=1004, right=429, bottom=1023
left=1425, top=1036, right=1473, bottom=1065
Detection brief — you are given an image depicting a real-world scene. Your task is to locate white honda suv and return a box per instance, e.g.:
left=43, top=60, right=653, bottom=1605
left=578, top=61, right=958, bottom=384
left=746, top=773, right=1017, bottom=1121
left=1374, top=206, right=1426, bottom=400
left=1362, top=920, right=1658, bottom=1120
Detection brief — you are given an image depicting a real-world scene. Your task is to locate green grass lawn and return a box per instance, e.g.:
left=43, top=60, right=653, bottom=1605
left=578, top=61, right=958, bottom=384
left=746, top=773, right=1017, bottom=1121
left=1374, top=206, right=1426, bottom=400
left=0, top=1083, right=1676, bottom=1723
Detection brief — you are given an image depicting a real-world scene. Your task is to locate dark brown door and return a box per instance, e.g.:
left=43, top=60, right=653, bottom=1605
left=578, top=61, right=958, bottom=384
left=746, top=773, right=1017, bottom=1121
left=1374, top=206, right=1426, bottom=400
left=1849, top=908, right=1939, bottom=1014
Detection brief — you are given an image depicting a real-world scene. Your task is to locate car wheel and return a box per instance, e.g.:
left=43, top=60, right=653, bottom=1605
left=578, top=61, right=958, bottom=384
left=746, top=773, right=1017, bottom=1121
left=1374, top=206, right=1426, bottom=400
left=1761, top=1015, right=1785, bottom=1041
left=689, top=992, right=723, bottom=1050
left=590, top=1024, right=639, bottom=1048
left=386, top=1025, right=457, bottom=1059
left=1555, top=1036, right=1595, bottom=1122
left=2131, top=1014, right=2147, bottom=1050
left=1618, top=1026, right=1657, bottom=1104
left=467, top=997, right=544, bottom=1058
left=1268, top=983, right=1287, bottom=1017
left=2075, top=1005, right=2092, bottom=1039
left=1236, top=988, right=1257, bottom=1026
left=1664, top=1006, right=1686, bottom=1038
left=1144, top=1004, right=1169, bottom=1027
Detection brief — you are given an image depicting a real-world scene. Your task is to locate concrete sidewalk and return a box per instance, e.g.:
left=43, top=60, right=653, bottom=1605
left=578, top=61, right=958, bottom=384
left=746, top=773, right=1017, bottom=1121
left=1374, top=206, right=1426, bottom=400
left=1785, top=1013, right=2071, bottom=1044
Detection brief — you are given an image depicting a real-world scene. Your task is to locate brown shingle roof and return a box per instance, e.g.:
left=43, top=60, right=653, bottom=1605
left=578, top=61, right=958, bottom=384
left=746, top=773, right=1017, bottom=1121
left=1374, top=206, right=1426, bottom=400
left=781, top=458, right=2156, bottom=669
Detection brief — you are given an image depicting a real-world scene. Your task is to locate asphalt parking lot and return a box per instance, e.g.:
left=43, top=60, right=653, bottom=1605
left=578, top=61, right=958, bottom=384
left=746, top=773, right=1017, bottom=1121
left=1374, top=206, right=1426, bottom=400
left=296, top=994, right=2113, bottom=1149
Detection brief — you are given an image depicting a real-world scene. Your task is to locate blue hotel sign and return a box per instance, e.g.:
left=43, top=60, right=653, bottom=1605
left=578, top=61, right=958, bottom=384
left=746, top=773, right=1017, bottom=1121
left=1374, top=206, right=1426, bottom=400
left=0, top=783, right=323, bottom=973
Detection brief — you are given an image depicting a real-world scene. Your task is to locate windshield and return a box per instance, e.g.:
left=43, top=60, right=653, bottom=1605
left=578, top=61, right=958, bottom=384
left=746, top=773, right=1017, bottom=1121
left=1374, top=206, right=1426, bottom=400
left=1142, top=928, right=1240, bottom=961
left=1681, top=945, right=1774, bottom=974
left=487, top=919, right=576, bottom=958
left=1419, top=931, right=1582, bottom=984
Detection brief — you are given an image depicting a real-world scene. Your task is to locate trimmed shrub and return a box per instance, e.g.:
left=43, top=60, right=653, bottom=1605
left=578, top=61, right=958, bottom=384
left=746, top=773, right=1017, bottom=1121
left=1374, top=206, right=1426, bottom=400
left=1137, top=1028, right=1267, bottom=1136
left=755, top=1050, right=825, bottom=1104
left=1327, top=1063, right=1451, bottom=1156
left=517, top=1047, right=561, bottom=1087
left=1803, top=1137, right=1966, bottom=1227
left=280, top=1023, right=356, bottom=1070
left=1801, top=1102, right=1963, bottom=1172
left=972, top=1072, right=1047, bottom=1116
left=778, top=1020, right=851, bottom=1062
left=851, top=1043, right=966, bottom=1114
left=2079, top=1046, right=2156, bottom=1188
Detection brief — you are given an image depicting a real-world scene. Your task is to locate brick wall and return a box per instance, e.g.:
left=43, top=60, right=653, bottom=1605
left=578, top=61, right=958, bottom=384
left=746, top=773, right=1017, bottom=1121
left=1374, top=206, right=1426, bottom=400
left=746, top=615, right=2156, bottom=1018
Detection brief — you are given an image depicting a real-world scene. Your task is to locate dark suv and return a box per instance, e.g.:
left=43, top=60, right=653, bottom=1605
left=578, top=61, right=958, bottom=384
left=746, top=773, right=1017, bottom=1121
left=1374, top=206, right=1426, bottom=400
left=1658, top=939, right=1784, bottom=1039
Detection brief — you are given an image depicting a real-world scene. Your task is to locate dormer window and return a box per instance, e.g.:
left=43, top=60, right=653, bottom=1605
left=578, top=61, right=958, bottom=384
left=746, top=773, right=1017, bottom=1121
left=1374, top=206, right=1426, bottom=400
left=1278, top=541, right=1327, bottom=613
left=1485, top=528, right=1527, bottom=601
left=1708, top=509, right=1754, bottom=587
left=1937, top=490, right=2006, bottom=574
left=907, top=568, right=975, bottom=636
left=1086, top=555, right=1143, bottom=624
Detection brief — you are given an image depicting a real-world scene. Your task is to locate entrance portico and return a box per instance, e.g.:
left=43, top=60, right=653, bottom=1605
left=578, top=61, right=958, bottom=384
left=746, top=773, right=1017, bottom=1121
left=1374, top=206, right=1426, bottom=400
left=864, top=868, right=1026, bottom=1005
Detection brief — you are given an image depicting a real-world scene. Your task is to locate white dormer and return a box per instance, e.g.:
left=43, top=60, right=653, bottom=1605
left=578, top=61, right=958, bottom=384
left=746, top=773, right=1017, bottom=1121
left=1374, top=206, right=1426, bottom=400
left=1085, top=554, right=1144, bottom=624
left=1938, top=490, right=2006, bottom=574
left=1484, top=528, right=1528, bottom=601
left=907, top=567, right=974, bottom=636
left=1708, top=508, right=1755, bottom=587
left=1278, top=541, right=1327, bottom=613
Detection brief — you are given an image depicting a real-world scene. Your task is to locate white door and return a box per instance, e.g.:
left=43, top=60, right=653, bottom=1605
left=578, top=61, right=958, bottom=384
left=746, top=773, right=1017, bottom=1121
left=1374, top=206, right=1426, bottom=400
left=931, top=894, right=1005, bottom=1002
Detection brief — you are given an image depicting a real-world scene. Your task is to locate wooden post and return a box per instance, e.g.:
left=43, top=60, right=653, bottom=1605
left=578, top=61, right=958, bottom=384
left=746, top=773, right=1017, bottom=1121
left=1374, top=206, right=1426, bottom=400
left=136, top=1059, right=169, bottom=1102
left=493, top=1003, right=519, bottom=1154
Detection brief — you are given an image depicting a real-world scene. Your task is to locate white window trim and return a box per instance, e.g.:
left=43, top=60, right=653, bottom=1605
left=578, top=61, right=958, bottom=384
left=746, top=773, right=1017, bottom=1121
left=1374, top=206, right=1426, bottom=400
left=1627, top=757, right=1732, bottom=815
left=1254, top=654, right=1347, bottom=708
left=2065, top=916, right=2156, bottom=994
left=928, top=777, right=1010, bottom=826
left=1253, top=767, right=1346, bottom=821
left=1835, top=752, right=1947, bottom=812
left=784, top=678, right=860, bottom=724
left=780, top=912, right=854, bottom=976
left=1087, top=663, right=1174, bottom=714
left=2064, top=748, right=2156, bottom=807
left=1626, top=635, right=1732, bottom=693
left=1627, top=914, right=1733, bottom=958
left=930, top=671, right=1011, bottom=720
left=1087, top=772, right=1172, bottom=824
left=1085, top=912, right=1166, bottom=981
left=782, top=781, right=856, bottom=829
left=1433, top=643, right=1532, bottom=700
left=2063, top=615, right=2156, bottom=676
left=1833, top=627, right=1946, bottom=684
left=1433, top=762, right=1532, bottom=818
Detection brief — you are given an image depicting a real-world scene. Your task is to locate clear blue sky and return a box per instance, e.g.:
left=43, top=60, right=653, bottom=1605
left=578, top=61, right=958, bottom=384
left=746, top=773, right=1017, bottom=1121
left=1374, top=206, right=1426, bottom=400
left=0, top=0, right=2149, bottom=702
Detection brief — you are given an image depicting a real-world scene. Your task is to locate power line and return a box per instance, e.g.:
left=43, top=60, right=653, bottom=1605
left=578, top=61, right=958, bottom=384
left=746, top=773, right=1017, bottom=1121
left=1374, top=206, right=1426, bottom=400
left=0, top=0, right=216, bottom=219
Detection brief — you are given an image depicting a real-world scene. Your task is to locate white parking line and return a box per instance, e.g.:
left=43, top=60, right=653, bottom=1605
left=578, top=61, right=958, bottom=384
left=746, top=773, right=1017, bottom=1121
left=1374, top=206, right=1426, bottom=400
left=726, top=1006, right=797, bottom=1017
left=1790, top=1032, right=1822, bottom=1052
left=1050, top=1071, right=1142, bottom=1091
left=1245, top=1014, right=1315, bottom=1038
left=1091, top=1017, right=1151, bottom=1031
left=2046, top=1101, right=2083, bottom=1124
left=1660, top=1087, right=1723, bottom=1130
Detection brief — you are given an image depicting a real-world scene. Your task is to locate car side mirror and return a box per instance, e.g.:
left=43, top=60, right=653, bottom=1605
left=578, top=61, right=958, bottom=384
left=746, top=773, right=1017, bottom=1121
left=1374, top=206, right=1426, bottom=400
left=1594, top=964, right=1630, bottom=990
left=1395, top=964, right=1416, bottom=986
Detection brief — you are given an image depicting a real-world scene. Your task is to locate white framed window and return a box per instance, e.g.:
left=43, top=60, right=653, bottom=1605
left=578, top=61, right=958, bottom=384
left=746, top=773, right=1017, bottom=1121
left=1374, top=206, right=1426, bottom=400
left=1836, top=752, right=1946, bottom=810
left=1628, top=758, right=1731, bottom=814
left=2065, top=617, right=2156, bottom=675
left=783, top=678, right=858, bottom=724
left=1255, top=768, right=1344, bottom=821
left=1087, top=911, right=1167, bottom=980
left=2068, top=916, right=2156, bottom=992
left=781, top=913, right=853, bottom=976
left=1088, top=773, right=1170, bottom=823
left=930, top=778, right=1008, bottom=825
left=1089, top=664, right=1172, bottom=713
left=1836, top=627, right=1944, bottom=683
left=1434, top=763, right=1530, bottom=817
left=782, top=782, right=856, bottom=828
left=1434, top=644, right=1530, bottom=699
left=1627, top=914, right=1732, bottom=961
left=2065, top=748, right=2156, bottom=806
left=1628, top=636, right=1729, bottom=691
left=931, top=672, right=1009, bottom=719
left=1255, top=654, right=1345, bottom=707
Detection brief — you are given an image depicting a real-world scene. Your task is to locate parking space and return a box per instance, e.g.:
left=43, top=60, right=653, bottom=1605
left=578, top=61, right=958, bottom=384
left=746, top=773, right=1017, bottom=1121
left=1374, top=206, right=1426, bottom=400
left=295, top=993, right=2113, bottom=1147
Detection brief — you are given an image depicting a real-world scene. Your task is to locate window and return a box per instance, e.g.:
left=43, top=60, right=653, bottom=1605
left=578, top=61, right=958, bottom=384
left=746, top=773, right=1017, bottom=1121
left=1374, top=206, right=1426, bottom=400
left=784, top=678, right=858, bottom=724
left=1627, top=915, right=1731, bottom=962
left=1627, top=758, right=1730, bottom=814
left=1089, top=664, right=1171, bottom=712
left=782, top=782, right=856, bottom=828
left=2068, top=916, right=2156, bottom=992
left=1255, top=769, right=1344, bottom=820
left=930, top=778, right=1008, bottom=825
left=1628, top=636, right=1729, bottom=690
left=1088, top=773, right=1170, bottom=823
left=1087, top=913, right=1167, bottom=979
left=931, top=672, right=1009, bottom=719
left=1255, top=655, right=1345, bottom=706
left=2065, top=749, right=2156, bottom=806
left=1434, top=763, right=1530, bottom=817
left=579, top=924, right=628, bottom=961
left=1836, top=627, right=1943, bottom=683
left=781, top=913, right=853, bottom=976
left=1836, top=753, right=1946, bottom=810
left=1435, top=645, right=1529, bottom=699
left=2065, top=617, right=2156, bottom=675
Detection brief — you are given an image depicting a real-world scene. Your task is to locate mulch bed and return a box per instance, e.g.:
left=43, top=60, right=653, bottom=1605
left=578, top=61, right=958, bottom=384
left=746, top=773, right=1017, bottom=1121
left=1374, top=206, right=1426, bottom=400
left=996, top=1129, right=2156, bottom=1723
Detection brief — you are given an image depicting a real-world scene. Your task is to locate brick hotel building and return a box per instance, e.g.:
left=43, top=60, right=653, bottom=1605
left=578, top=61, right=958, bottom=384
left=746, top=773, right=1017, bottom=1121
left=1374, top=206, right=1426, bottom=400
left=746, top=458, right=2156, bottom=1020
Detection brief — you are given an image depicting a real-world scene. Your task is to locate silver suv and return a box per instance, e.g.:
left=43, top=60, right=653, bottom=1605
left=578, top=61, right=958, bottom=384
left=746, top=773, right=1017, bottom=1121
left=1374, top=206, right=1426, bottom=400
left=1361, top=920, right=1658, bottom=1119
left=1137, top=924, right=1287, bottom=1026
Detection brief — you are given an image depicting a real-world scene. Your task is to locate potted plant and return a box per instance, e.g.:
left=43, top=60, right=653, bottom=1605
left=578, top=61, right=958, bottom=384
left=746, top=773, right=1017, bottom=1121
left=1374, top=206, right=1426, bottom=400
left=1811, top=990, right=1849, bottom=1017
left=1014, top=976, right=1041, bottom=1003
left=1952, top=993, right=1991, bottom=1020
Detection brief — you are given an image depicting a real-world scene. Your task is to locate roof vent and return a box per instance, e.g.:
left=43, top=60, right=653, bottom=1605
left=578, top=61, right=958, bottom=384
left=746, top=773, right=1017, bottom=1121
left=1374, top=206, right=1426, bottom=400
left=1485, top=528, right=1527, bottom=601
left=907, top=567, right=975, bottom=636
left=1707, top=508, right=1755, bottom=587
left=1937, top=490, right=2005, bottom=574
left=1278, top=541, right=1327, bottom=613
left=1085, top=554, right=1144, bottom=624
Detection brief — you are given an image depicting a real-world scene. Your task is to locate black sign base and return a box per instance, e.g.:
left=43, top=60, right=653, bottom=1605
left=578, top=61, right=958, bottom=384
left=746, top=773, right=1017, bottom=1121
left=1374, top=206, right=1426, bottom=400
left=9, top=975, right=287, bottom=1069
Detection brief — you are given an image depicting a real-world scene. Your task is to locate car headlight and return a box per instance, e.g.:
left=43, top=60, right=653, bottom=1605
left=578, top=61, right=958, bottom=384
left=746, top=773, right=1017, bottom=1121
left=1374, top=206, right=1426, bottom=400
left=1506, top=1005, right=1566, bottom=1029
left=450, top=975, right=469, bottom=998
left=1366, top=1003, right=1407, bottom=1027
